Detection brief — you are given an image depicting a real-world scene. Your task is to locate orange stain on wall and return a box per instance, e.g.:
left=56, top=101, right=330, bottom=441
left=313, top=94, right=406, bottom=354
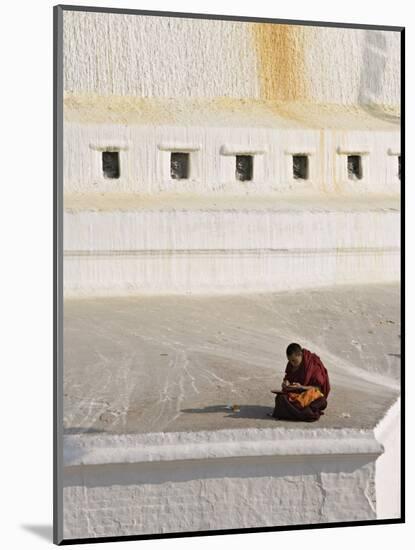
left=251, top=23, right=309, bottom=102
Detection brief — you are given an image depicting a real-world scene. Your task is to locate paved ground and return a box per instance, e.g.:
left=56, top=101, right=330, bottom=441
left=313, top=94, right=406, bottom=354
left=63, top=282, right=400, bottom=434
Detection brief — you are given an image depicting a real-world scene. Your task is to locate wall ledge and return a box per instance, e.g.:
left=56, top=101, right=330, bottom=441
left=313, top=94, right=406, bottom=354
left=157, top=143, right=201, bottom=152
left=220, top=145, right=267, bottom=156
left=63, top=427, right=383, bottom=467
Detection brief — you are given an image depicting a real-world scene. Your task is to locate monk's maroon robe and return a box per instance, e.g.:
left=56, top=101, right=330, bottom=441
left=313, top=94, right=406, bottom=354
left=272, top=348, right=330, bottom=422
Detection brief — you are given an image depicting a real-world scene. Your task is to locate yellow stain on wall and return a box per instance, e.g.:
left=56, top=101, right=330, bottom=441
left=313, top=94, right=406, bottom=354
left=251, top=23, right=309, bottom=102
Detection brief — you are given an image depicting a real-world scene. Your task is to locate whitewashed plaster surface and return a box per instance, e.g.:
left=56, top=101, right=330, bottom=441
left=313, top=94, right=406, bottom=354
left=63, top=454, right=377, bottom=539
left=64, top=209, right=400, bottom=252
left=61, top=14, right=401, bottom=296
left=62, top=421, right=398, bottom=539
left=374, top=397, right=401, bottom=519
left=63, top=121, right=400, bottom=194
left=63, top=205, right=399, bottom=296
left=63, top=11, right=400, bottom=106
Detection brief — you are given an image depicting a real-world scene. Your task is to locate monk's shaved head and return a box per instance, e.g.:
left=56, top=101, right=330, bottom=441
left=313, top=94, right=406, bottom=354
left=286, top=342, right=302, bottom=357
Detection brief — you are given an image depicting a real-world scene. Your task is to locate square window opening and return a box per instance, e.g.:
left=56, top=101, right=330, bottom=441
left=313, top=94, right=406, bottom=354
left=293, top=155, right=309, bottom=180
left=171, top=152, right=190, bottom=180
left=236, top=155, right=253, bottom=181
left=102, top=151, right=120, bottom=179
left=347, top=155, right=363, bottom=180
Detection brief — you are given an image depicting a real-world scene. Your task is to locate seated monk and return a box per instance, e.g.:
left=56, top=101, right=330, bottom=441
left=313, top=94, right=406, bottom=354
left=269, top=342, right=330, bottom=422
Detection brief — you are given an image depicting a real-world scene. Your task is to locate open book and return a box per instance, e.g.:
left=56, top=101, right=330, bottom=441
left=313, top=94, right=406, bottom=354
left=271, top=385, right=308, bottom=394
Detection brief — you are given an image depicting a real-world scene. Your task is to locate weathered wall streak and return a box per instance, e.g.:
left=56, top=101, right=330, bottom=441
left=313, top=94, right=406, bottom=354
left=251, top=23, right=400, bottom=108
left=251, top=23, right=308, bottom=102
left=63, top=10, right=400, bottom=108
left=61, top=12, right=401, bottom=294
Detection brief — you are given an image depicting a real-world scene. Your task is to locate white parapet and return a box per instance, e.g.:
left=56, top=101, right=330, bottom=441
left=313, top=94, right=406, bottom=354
left=374, top=397, right=401, bottom=519
left=63, top=427, right=383, bottom=539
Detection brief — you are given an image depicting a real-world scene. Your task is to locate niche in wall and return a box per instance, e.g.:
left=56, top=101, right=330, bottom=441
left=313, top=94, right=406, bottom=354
left=293, top=155, right=309, bottom=180
left=171, top=152, right=190, bottom=180
left=336, top=147, right=370, bottom=185
left=102, top=151, right=120, bottom=179
left=235, top=155, right=253, bottom=181
left=347, top=155, right=363, bottom=180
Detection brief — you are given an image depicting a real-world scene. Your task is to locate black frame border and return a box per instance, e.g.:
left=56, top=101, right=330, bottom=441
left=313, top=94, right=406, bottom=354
left=53, top=3, right=405, bottom=545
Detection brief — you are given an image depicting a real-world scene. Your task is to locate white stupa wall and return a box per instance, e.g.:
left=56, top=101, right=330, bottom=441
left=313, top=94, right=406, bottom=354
left=63, top=207, right=400, bottom=296
left=64, top=210, right=400, bottom=251
left=63, top=123, right=400, bottom=194
left=63, top=249, right=399, bottom=297
left=63, top=11, right=400, bottom=107
left=62, top=10, right=401, bottom=296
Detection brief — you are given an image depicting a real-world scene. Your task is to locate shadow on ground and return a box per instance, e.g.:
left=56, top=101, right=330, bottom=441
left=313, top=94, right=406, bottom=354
left=180, top=404, right=332, bottom=424
left=181, top=404, right=274, bottom=420
left=21, top=524, right=53, bottom=542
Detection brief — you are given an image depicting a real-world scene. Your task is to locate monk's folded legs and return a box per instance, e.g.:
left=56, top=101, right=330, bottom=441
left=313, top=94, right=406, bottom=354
left=272, top=394, right=327, bottom=422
